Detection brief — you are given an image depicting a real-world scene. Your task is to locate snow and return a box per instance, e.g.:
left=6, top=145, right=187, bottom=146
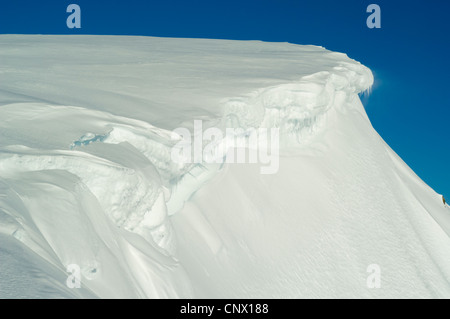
left=0, top=35, right=449, bottom=298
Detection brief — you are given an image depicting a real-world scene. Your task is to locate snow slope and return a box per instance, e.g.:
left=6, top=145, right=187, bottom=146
left=0, top=35, right=449, bottom=298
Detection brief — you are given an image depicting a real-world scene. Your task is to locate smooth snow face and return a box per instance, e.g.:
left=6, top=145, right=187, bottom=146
left=0, top=35, right=449, bottom=298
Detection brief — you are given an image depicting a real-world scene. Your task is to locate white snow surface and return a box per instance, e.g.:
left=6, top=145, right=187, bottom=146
left=0, top=35, right=449, bottom=298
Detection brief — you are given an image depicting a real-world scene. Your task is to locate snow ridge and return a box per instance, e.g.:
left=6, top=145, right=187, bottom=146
left=0, top=38, right=374, bottom=298
left=2, top=35, right=448, bottom=299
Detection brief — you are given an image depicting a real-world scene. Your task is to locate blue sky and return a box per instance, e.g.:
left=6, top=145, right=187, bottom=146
left=1, top=0, right=449, bottom=197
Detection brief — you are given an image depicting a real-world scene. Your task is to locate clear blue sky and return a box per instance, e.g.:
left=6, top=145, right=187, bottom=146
left=1, top=0, right=449, bottom=197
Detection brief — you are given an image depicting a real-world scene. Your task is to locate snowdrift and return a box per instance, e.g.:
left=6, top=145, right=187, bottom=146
left=0, top=35, right=449, bottom=298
